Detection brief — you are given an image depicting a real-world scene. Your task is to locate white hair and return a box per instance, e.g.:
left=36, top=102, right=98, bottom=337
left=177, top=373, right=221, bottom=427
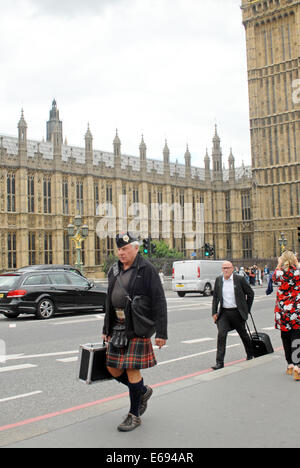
left=130, top=241, right=140, bottom=249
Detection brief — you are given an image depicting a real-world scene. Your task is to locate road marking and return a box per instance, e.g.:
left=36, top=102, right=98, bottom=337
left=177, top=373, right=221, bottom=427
left=0, top=391, right=42, bottom=404
left=182, top=338, right=214, bottom=344
left=0, top=364, right=37, bottom=373
left=52, top=317, right=103, bottom=325
left=158, top=344, right=240, bottom=366
left=2, top=351, right=78, bottom=361
left=57, top=357, right=79, bottom=363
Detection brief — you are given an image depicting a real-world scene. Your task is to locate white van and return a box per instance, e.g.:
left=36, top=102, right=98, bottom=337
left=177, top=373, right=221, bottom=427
left=172, top=260, right=223, bottom=297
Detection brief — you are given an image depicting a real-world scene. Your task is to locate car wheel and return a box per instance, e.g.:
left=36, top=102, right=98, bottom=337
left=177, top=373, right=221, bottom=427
left=36, top=299, right=55, bottom=320
left=203, top=284, right=212, bottom=297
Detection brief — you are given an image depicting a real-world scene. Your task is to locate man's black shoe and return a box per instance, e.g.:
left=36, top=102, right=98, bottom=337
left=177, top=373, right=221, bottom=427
left=212, top=363, right=224, bottom=371
left=247, top=355, right=255, bottom=361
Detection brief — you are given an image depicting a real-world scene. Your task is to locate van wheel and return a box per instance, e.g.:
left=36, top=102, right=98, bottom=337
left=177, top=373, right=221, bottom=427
left=203, top=284, right=212, bottom=297
left=36, top=299, right=55, bottom=320
left=177, top=292, right=186, bottom=298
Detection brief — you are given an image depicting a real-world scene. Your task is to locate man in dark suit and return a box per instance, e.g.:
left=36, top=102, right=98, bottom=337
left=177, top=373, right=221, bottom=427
left=212, top=261, right=255, bottom=370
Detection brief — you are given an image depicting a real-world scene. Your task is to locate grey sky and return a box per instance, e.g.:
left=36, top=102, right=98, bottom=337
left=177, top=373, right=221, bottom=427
left=0, top=0, right=251, bottom=168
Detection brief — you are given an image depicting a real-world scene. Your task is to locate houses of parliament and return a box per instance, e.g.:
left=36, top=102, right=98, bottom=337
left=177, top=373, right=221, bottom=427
left=0, top=0, right=299, bottom=276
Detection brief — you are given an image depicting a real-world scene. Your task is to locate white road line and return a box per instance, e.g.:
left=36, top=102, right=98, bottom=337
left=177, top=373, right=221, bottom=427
left=52, top=317, right=103, bottom=325
left=157, top=344, right=240, bottom=366
left=57, top=357, right=79, bottom=363
left=182, top=338, right=214, bottom=344
left=3, top=350, right=79, bottom=361
left=0, top=391, right=43, bottom=403
left=0, top=364, right=37, bottom=373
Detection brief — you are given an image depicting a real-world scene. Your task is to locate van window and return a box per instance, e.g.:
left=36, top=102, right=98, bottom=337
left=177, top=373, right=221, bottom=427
left=0, top=275, right=19, bottom=290
left=23, top=275, right=50, bottom=286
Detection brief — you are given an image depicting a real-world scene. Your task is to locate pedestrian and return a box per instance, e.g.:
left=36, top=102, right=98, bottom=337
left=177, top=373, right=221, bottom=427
left=264, top=265, right=270, bottom=284
left=272, top=251, right=300, bottom=381
left=211, top=261, right=255, bottom=370
left=102, top=232, right=168, bottom=431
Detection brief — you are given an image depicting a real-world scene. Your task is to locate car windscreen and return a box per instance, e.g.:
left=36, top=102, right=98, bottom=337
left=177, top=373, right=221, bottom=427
left=0, top=275, right=20, bottom=290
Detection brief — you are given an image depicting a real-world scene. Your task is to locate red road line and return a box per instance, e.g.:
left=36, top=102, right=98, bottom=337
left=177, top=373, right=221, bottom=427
left=0, top=349, right=283, bottom=434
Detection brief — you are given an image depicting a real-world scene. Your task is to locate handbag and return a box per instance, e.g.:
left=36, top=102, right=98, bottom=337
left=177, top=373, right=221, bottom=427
left=116, top=276, right=156, bottom=339
left=78, top=342, right=113, bottom=385
left=110, top=323, right=128, bottom=349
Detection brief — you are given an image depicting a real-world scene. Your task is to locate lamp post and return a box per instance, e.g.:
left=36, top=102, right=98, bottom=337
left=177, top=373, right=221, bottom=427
left=67, top=215, right=89, bottom=275
left=278, top=232, right=288, bottom=254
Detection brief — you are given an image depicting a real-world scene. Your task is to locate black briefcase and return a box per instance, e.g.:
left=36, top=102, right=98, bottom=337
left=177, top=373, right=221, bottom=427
left=78, top=342, right=113, bottom=385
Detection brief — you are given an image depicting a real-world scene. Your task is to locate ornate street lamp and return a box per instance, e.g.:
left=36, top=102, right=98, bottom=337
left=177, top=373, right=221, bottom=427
left=278, top=232, right=288, bottom=254
left=67, top=215, right=89, bottom=274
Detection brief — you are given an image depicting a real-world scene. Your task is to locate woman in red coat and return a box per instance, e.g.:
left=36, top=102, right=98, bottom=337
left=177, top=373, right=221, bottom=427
left=273, top=251, right=300, bottom=381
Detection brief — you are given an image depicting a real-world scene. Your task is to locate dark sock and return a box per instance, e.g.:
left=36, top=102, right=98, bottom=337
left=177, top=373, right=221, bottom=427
left=115, top=372, right=129, bottom=387
left=128, top=379, right=146, bottom=417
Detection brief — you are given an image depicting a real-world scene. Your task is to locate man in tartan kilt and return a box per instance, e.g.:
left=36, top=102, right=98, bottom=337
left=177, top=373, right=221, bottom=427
left=103, top=232, right=168, bottom=432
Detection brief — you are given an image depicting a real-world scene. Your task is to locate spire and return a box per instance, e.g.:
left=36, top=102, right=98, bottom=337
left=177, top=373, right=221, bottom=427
left=85, top=123, right=93, bottom=140
left=139, top=134, right=147, bottom=160
left=47, top=99, right=63, bottom=145
left=204, top=148, right=211, bottom=181
left=185, top=144, right=191, bottom=168
left=228, top=148, right=236, bottom=182
left=113, top=129, right=121, bottom=157
left=18, top=109, right=27, bottom=128
left=212, top=124, right=223, bottom=182
left=85, top=123, right=93, bottom=158
left=163, top=139, right=170, bottom=165
left=18, top=109, right=27, bottom=146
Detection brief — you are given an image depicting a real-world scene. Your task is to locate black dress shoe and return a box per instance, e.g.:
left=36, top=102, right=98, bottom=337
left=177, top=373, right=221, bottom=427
left=247, top=355, right=255, bottom=361
left=212, top=363, right=224, bottom=371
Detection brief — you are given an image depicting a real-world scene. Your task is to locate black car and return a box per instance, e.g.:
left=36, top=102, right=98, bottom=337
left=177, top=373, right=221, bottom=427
left=0, top=270, right=107, bottom=320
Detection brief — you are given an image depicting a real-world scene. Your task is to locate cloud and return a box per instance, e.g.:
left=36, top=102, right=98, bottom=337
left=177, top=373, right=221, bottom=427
left=24, top=0, right=127, bottom=17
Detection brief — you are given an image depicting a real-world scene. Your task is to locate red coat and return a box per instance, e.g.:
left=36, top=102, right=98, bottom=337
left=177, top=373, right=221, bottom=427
left=272, top=266, right=300, bottom=332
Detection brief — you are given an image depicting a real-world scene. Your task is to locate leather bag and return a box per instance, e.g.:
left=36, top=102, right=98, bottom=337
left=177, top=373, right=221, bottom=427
left=110, top=323, right=128, bottom=349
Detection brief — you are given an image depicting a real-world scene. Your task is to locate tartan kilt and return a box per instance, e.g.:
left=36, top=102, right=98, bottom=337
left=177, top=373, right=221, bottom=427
left=106, top=337, right=157, bottom=370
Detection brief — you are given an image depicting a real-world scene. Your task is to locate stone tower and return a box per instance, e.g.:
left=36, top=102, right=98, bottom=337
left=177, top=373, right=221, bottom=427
left=46, top=99, right=63, bottom=145
left=241, top=0, right=300, bottom=257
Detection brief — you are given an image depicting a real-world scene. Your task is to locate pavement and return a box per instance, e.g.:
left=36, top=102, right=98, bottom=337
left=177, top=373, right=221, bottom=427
left=3, top=349, right=300, bottom=449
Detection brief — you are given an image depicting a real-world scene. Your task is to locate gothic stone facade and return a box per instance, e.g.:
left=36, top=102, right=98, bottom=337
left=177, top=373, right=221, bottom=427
left=0, top=101, right=253, bottom=276
left=242, top=0, right=300, bottom=257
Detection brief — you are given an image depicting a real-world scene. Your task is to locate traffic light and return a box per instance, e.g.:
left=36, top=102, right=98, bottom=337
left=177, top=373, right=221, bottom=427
left=298, top=227, right=300, bottom=244
left=204, top=243, right=210, bottom=257
left=143, top=238, right=151, bottom=255
left=204, top=243, right=215, bottom=258
left=151, top=242, right=157, bottom=256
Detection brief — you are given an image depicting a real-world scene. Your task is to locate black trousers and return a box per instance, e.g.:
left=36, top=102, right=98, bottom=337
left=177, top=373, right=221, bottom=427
left=281, top=329, right=300, bottom=366
left=216, top=308, right=253, bottom=365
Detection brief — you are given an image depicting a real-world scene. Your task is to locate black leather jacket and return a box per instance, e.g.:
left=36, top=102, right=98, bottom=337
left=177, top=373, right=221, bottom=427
left=103, top=254, right=168, bottom=340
